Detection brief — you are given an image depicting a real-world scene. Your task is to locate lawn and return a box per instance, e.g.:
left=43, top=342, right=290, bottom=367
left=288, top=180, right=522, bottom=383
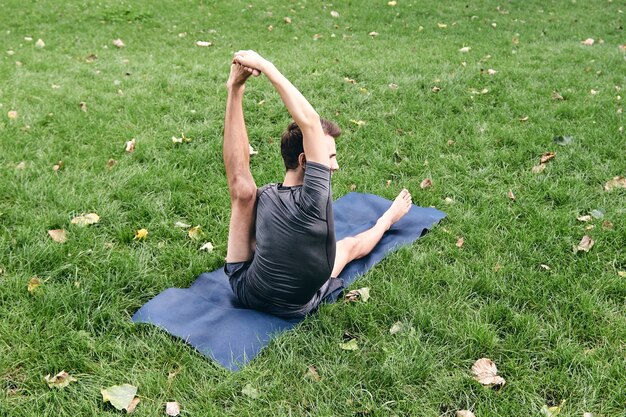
left=1, top=0, right=625, bottom=415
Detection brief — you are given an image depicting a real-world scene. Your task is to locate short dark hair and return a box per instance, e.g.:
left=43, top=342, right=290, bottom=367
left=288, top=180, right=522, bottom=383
left=280, top=119, right=341, bottom=170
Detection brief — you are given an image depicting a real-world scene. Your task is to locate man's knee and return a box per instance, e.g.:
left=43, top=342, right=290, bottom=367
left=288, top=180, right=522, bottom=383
left=229, top=177, right=257, bottom=204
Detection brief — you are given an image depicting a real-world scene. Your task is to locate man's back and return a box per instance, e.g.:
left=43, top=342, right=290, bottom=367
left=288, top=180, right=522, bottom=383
left=244, top=162, right=336, bottom=311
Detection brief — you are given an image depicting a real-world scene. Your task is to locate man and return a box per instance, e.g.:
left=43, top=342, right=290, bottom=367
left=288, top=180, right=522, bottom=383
left=223, top=50, right=412, bottom=319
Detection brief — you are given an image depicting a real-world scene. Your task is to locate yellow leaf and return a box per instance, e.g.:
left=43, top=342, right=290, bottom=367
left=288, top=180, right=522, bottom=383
left=339, top=339, right=358, bottom=351
left=101, top=384, right=137, bottom=411
left=188, top=226, right=204, bottom=241
left=28, top=277, right=42, bottom=294
left=134, top=229, right=148, bottom=241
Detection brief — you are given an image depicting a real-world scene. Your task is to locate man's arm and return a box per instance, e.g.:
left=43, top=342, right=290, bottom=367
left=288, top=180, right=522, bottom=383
left=232, top=50, right=330, bottom=168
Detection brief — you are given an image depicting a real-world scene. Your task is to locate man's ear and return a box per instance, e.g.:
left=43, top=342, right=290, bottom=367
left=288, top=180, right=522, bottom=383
left=298, top=152, right=306, bottom=169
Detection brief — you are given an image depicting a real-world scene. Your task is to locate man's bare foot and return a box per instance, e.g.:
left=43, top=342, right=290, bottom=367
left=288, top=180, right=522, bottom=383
left=380, top=189, right=412, bottom=229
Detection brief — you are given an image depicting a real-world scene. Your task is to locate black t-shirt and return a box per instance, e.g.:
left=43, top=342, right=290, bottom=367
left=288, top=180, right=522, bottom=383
left=244, top=161, right=336, bottom=308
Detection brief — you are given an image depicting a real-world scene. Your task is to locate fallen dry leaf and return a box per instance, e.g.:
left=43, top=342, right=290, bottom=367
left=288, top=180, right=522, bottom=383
left=241, top=384, right=259, bottom=399
left=575, top=235, right=594, bottom=253
left=8, top=110, right=18, bottom=119
left=420, top=178, right=433, bottom=189
left=344, top=77, right=356, bottom=84
left=577, top=215, right=592, bottom=222
left=583, top=413, right=593, bottom=417
left=532, top=163, right=546, bottom=173
left=313, top=33, right=322, bottom=40
left=590, top=89, right=598, bottom=95
left=52, top=160, right=63, bottom=172
left=107, top=159, right=117, bottom=169
left=540, top=264, right=551, bottom=270
left=487, top=68, right=497, bottom=75
left=388, top=0, right=397, bottom=5
left=471, top=358, right=506, bottom=387
left=350, top=119, right=366, bottom=126
left=44, top=371, right=77, bottom=389
left=16, top=161, right=26, bottom=170
left=305, top=365, right=321, bottom=381
left=368, top=31, right=379, bottom=37
left=602, top=220, right=613, bottom=230
left=48, top=229, right=67, bottom=243
left=101, top=384, right=137, bottom=411
left=188, top=226, right=204, bottom=241
left=79, top=102, right=87, bottom=112
left=35, top=38, right=45, bottom=48
left=283, top=16, right=292, bottom=24
left=591, top=209, right=605, bottom=219
left=444, top=197, right=454, bottom=204
left=267, top=25, right=274, bottom=32
left=507, top=190, right=516, bottom=201
left=71, top=213, right=100, bottom=227
left=134, top=229, right=148, bottom=241
left=581, top=38, right=594, bottom=46
left=520, top=116, right=529, bottom=122
left=174, top=221, right=191, bottom=228
left=617, top=271, right=626, bottom=278
left=125, top=138, right=136, bottom=153
left=459, top=46, right=471, bottom=53
left=165, top=401, right=181, bottom=416
left=127, top=397, right=140, bottom=413
left=112, top=38, right=125, bottom=48
left=456, top=237, right=464, bottom=248
left=541, top=400, right=565, bottom=416
left=431, top=86, right=441, bottom=93
left=344, top=287, right=370, bottom=303
left=604, top=176, right=626, bottom=191
left=388, top=83, right=398, bottom=90
left=437, top=23, right=448, bottom=28
left=28, top=277, right=42, bottom=294
left=339, top=339, right=359, bottom=351
left=199, top=242, right=214, bottom=252
left=172, top=133, right=192, bottom=144
left=350, top=184, right=357, bottom=191
left=85, top=54, right=98, bottom=62
left=456, top=411, right=476, bottom=417
left=330, top=10, right=339, bottom=17
left=389, top=321, right=414, bottom=335
left=552, top=91, right=564, bottom=100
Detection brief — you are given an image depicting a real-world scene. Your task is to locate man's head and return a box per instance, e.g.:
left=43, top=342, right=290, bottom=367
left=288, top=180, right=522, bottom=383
left=280, top=119, right=341, bottom=173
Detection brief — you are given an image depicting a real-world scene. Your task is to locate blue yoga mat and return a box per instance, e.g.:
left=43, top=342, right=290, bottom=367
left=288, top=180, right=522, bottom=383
left=132, top=192, right=445, bottom=371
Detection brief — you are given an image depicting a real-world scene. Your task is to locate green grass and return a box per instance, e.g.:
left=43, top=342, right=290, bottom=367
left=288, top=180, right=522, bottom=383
left=1, top=0, right=625, bottom=415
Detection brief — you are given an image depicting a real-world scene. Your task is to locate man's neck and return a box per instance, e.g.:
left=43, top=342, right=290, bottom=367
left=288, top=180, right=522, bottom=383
left=282, top=169, right=304, bottom=187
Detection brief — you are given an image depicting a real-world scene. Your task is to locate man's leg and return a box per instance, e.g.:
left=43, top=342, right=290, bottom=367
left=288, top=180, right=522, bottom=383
left=224, top=64, right=257, bottom=263
left=331, top=189, right=413, bottom=277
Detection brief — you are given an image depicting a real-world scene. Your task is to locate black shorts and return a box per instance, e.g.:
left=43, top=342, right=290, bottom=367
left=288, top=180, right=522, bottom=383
left=225, top=261, right=344, bottom=320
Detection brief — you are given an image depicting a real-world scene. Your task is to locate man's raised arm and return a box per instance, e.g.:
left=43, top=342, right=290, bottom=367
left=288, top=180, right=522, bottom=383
left=232, top=50, right=330, bottom=168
